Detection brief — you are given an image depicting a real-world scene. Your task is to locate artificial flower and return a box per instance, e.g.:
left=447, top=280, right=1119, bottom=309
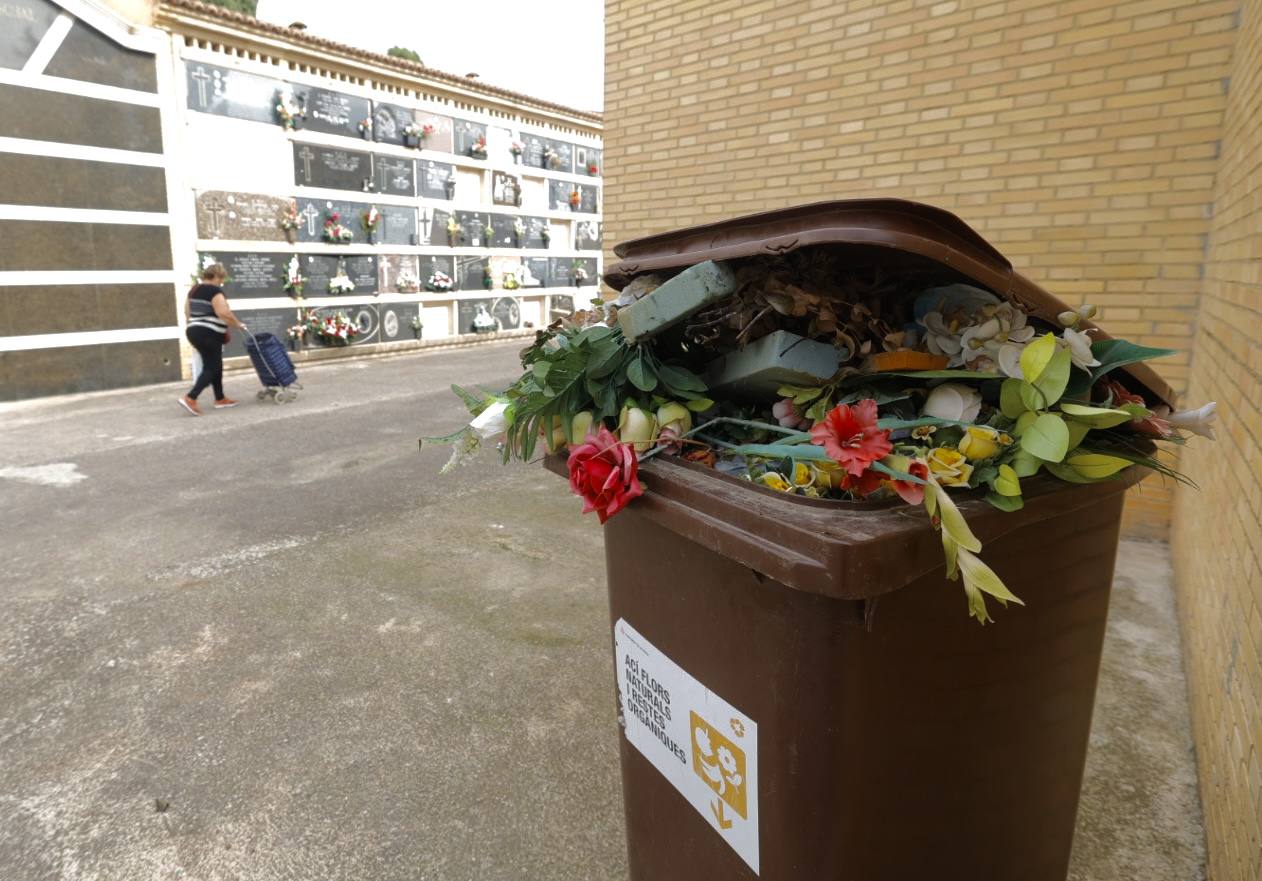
left=841, top=468, right=883, bottom=497
left=922, top=383, right=982, bottom=423
left=911, top=425, right=937, bottom=441
left=571, top=411, right=594, bottom=442
left=812, top=460, right=845, bottom=490
left=927, top=447, right=974, bottom=487
left=790, top=462, right=815, bottom=487
left=809, top=399, right=893, bottom=477
left=958, top=425, right=1003, bottom=461
left=1102, top=380, right=1172, bottom=437
left=772, top=398, right=810, bottom=429
left=618, top=405, right=657, bottom=452
left=1061, top=327, right=1100, bottom=370
left=1165, top=402, right=1217, bottom=440
left=759, top=472, right=792, bottom=492
left=656, top=402, right=692, bottom=436
left=884, top=454, right=930, bottom=505
left=566, top=426, right=644, bottom=523
left=469, top=401, right=508, bottom=440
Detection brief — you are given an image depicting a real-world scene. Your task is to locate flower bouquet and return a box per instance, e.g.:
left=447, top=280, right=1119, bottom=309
left=446, top=215, right=463, bottom=247
left=469, top=135, right=488, bottom=160
left=396, top=267, right=421, bottom=293
left=587, top=161, right=599, bottom=176
left=510, top=141, right=524, bottom=163
left=278, top=203, right=299, bottom=243
left=298, top=307, right=359, bottom=346
left=572, top=263, right=588, bottom=288
left=275, top=90, right=304, bottom=130
left=410, top=314, right=424, bottom=338
left=425, top=237, right=1217, bottom=625
left=502, top=271, right=521, bottom=290
left=426, top=271, right=454, bottom=292
left=482, top=264, right=495, bottom=290
left=403, top=121, right=433, bottom=149
left=361, top=206, right=381, bottom=244
left=512, top=217, right=527, bottom=248
left=357, top=117, right=373, bottom=138
left=283, top=254, right=305, bottom=299
left=543, top=147, right=560, bottom=169
left=568, top=190, right=582, bottom=211
left=323, top=212, right=353, bottom=244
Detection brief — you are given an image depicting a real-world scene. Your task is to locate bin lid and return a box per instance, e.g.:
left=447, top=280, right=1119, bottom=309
left=604, top=199, right=1175, bottom=408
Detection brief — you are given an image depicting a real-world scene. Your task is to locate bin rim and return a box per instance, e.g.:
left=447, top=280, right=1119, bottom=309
left=603, top=198, right=1175, bottom=409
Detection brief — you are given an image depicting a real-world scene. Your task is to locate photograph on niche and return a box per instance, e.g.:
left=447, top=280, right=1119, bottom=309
left=492, top=172, right=522, bottom=207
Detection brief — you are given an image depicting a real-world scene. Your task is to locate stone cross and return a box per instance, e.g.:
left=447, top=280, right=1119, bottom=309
left=298, top=146, right=316, bottom=182
left=300, top=204, right=320, bottom=236
left=204, top=198, right=225, bottom=235
left=191, top=66, right=211, bottom=107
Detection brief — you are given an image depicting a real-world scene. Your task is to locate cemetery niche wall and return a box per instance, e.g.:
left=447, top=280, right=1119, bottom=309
left=172, top=2, right=603, bottom=374
left=0, top=0, right=603, bottom=400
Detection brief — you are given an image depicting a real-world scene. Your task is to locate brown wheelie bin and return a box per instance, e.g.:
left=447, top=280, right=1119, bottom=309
left=583, top=201, right=1175, bottom=881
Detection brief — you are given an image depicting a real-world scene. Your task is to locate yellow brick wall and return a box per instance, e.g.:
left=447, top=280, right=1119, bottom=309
left=1172, top=0, right=1262, bottom=876
left=604, top=0, right=1239, bottom=538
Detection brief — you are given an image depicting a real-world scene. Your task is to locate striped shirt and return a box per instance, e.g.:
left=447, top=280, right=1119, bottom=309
left=187, top=284, right=228, bottom=334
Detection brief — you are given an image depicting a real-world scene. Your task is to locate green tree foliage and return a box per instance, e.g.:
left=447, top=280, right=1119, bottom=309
left=387, top=46, right=423, bottom=64
left=204, top=0, right=257, bottom=14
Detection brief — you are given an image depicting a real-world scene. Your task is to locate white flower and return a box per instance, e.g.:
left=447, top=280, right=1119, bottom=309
left=1061, top=327, right=1100, bottom=369
left=922, top=383, right=983, bottom=423
left=469, top=401, right=509, bottom=440
left=922, top=311, right=965, bottom=364
left=1167, top=401, right=1217, bottom=440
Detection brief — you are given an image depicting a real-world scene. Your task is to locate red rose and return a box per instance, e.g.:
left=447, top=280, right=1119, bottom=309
left=809, top=399, right=893, bottom=477
left=567, top=426, right=644, bottom=523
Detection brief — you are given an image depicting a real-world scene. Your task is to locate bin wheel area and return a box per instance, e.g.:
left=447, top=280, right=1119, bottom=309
left=256, top=389, right=270, bottom=401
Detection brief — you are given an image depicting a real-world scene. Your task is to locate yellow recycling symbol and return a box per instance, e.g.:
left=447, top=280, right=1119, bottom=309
left=690, top=711, right=747, bottom=827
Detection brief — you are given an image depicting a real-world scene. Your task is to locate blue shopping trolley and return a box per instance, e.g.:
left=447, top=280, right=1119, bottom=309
left=243, top=329, right=302, bottom=404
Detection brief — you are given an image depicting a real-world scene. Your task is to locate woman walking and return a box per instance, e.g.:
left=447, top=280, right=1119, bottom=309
left=178, top=263, right=247, bottom=416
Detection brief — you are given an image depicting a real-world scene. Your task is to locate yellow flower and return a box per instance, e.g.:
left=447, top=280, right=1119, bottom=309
left=928, top=447, right=975, bottom=487
left=791, top=462, right=815, bottom=487
left=957, top=425, right=1003, bottom=461
left=998, top=433, right=1014, bottom=446
left=812, top=460, right=845, bottom=489
left=759, top=472, right=792, bottom=492
left=911, top=425, right=937, bottom=441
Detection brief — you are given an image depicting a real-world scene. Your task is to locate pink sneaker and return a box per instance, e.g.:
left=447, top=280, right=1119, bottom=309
left=177, top=395, right=202, bottom=416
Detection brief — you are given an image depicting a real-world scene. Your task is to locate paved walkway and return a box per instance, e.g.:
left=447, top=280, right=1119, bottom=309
left=0, top=345, right=1203, bottom=880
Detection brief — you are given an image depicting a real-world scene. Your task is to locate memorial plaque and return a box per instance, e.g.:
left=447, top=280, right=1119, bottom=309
left=418, top=254, right=455, bottom=285
left=301, top=254, right=377, bottom=294
left=293, top=198, right=362, bottom=244
left=580, top=184, right=599, bottom=214
left=452, top=119, right=487, bottom=157
left=293, top=85, right=371, bottom=138
left=574, top=257, right=599, bottom=287
left=521, top=134, right=547, bottom=169
left=549, top=179, right=576, bottom=211
left=492, top=171, right=522, bottom=207
left=197, top=191, right=292, bottom=242
left=423, top=208, right=452, bottom=246
left=415, top=112, right=454, bottom=153
left=456, top=212, right=492, bottom=248
left=378, top=301, right=419, bottom=343
left=373, top=101, right=414, bottom=146
left=45, top=20, right=157, bottom=93
left=574, top=145, right=603, bottom=175
left=373, top=154, right=415, bottom=197
left=294, top=144, right=372, bottom=192
left=489, top=214, right=520, bottom=248
left=550, top=294, right=575, bottom=320
left=212, top=251, right=286, bottom=298
left=455, top=296, right=522, bottom=333
left=317, top=303, right=378, bottom=347
left=223, top=308, right=301, bottom=359
left=419, top=160, right=455, bottom=200
left=1, top=0, right=61, bottom=71
left=545, top=138, right=574, bottom=173
left=186, top=62, right=282, bottom=124
left=525, top=217, right=550, bottom=249
left=575, top=220, right=602, bottom=251
left=456, top=256, right=488, bottom=291
left=548, top=257, right=572, bottom=287
left=382, top=206, right=418, bottom=245
left=523, top=257, right=549, bottom=288
left=379, top=254, right=420, bottom=292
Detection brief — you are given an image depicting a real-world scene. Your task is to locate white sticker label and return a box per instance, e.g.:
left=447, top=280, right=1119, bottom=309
left=614, top=618, right=760, bottom=874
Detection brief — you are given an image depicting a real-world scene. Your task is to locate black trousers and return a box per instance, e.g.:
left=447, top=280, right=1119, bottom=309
left=187, top=325, right=225, bottom=400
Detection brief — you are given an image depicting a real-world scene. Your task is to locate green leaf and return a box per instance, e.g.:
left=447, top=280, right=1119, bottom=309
left=1018, top=380, right=1047, bottom=413
left=685, top=397, right=715, bottom=412
left=1089, top=339, right=1178, bottom=384
left=942, top=531, right=959, bottom=580
left=728, top=442, right=831, bottom=460
left=656, top=364, right=707, bottom=392
left=1000, top=378, right=1026, bottom=419
left=1008, top=449, right=1043, bottom=478
left=928, top=482, right=982, bottom=553
left=1058, top=401, right=1134, bottom=428
left=1020, top=413, right=1070, bottom=463
left=1020, top=333, right=1058, bottom=383
left=958, top=547, right=1024, bottom=606
left=964, top=581, right=992, bottom=624
left=884, top=369, right=1002, bottom=380
left=1066, top=453, right=1133, bottom=480
left=1032, top=347, right=1072, bottom=407
left=532, top=361, right=551, bottom=384
left=1065, top=419, right=1091, bottom=452
left=451, top=384, right=494, bottom=415
left=1044, top=461, right=1112, bottom=484
left=985, top=491, right=1024, bottom=512
left=1013, top=410, right=1038, bottom=438
left=586, top=342, right=625, bottom=380
left=626, top=352, right=657, bottom=392
left=993, top=464, right=1021, bottom=497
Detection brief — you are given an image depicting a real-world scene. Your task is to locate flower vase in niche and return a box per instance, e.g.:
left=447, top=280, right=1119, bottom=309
left=543, top=147, right=559, bottom=170
left=512, top=218, right=526, bottom=249
left=278, top=204, right=299, bottom=244
left=572, top=265, right=588, bottom=288
left=358, top=117, right=373, bottom=139
left=444, top=178, right=456, bottom=200
left=323, top=212, right=353, bottom=244
left=482, top=264, right=494, bottom=290
left=446, top=217, right=463, bottom=248
left=540, top=227, right=551, bottom=249
left=510, top=141, right=524, bottom=165
left=472, top=304, right=496, bottom=334
left=568, top=190, right=581, bottom=212
left=275, top=90, right=305, bottom=130
left=328, top=258, right=356, bottom=295
left=587, top=162, right=599, bottom=176
left=411, top=315, right=424, bottom=339
left=469, top=136, right=488, bottom=160
left=361, top=206, right=381, bottom=245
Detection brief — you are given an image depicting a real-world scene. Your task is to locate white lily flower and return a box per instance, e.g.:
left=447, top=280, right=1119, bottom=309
left=996, top=342, right=1025, bottom=378
left=1167, top=402, right=1217, bottom=440
left=469, top=401, right=509, bottom=440
left=1061, top=328, right=1100, bottom=369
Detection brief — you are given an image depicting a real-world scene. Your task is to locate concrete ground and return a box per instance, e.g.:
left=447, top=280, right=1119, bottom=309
left=0, top=344, right=1204, bottom=880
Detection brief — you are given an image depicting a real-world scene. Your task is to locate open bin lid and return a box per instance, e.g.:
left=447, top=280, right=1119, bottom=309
left=604, top=199, right=1175, bottom=409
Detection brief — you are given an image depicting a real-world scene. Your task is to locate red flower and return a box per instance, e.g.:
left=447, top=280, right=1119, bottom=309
left=890, top=459, right=930, bottom=505
left=841, top=468, right=883, bottom=497
left=566, top=426, right=644, bottom=524
left=1102, top=380, right=1172, bottom=438
left=809, top=399, right=893, bottom=477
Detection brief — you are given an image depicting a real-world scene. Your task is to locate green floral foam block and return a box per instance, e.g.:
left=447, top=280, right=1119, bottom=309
left=705, top=330, right=844, bottom=398
left=617, top=260, right=738, bottom=343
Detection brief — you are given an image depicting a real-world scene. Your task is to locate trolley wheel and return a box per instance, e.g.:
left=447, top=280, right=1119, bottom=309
left=273, top=392, right=285, bottom=405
